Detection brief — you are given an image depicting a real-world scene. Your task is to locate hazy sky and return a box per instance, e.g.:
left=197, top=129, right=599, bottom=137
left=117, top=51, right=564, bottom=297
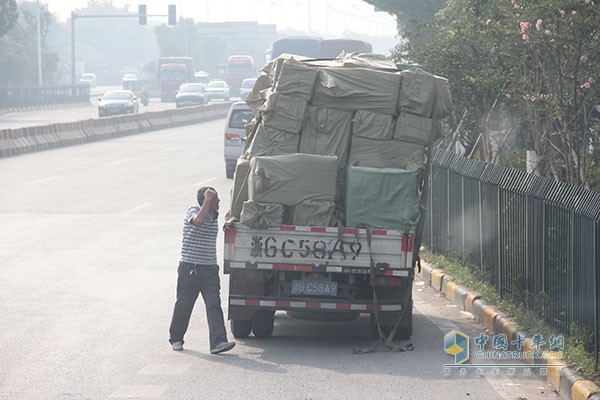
left=46, top=0, right=398, bottom=38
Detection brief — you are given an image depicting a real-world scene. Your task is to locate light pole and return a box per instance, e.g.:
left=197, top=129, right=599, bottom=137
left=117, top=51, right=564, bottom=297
left=37, top=0, right=42, bottom=85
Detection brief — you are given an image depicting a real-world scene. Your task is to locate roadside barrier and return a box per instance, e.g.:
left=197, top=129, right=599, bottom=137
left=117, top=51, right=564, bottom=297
left=0, top=102, right=232, bottom=158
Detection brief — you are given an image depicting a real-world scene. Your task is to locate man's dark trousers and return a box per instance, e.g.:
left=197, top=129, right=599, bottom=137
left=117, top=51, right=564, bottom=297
left=169, top=262, right=228, bottom=349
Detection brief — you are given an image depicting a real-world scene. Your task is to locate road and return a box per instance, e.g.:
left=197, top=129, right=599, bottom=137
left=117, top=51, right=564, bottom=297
left=0, top=112, right=560, bottom=399
left=0, top=86, right=235, bottom=130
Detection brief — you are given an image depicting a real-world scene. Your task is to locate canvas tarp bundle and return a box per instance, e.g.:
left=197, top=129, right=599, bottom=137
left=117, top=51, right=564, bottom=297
left=227, top=157, right=252, bottom=220
left=259, top=92, right=307, bottom=134
left=240, top=201, right=285, bottom=229
left=291, top=200, right=336, bottom=226
left=298, top=106, right=353, bottom=167
left=247, top=123, right=299, bottom=158
left=274, top=58, right=319, bottom=102
left=311, top=67, right=401, bottom=115
left=248, top=153, right=338, bottom=206
left=352, top=110, right=395, bottom=141
left=348, top=136, right=425, bottom=171
left=345, top=165, right=420, bottom=230
left=397, top=67, right=453, bottom=119
left=393, top=112, right=433, bottom=145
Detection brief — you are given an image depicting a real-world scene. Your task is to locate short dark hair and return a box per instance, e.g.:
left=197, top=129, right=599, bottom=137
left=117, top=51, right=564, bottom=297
left=196, top=186, right=214, bottom=205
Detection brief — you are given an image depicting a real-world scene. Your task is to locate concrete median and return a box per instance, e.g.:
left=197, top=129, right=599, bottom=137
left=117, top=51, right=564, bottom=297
left=0, top=102, right=232, bottom=158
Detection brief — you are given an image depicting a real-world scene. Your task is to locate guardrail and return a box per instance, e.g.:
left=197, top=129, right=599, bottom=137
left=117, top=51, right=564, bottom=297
left=0, top=84, right=91, bottom=108
left=0, top=102, right=232, bottom=157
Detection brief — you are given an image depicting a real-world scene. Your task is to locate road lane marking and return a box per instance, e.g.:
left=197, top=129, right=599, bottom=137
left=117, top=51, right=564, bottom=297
left=22, top=176, right=62, bottom=186
left=119, top=202, right=153, bottom=216
left=105, top=158, right=131, bottom=166
left=136, top=364, right=193, bottom=375
left=109, top=385, right=168, bottom=398
left=162, top=146, right=181, bottom=152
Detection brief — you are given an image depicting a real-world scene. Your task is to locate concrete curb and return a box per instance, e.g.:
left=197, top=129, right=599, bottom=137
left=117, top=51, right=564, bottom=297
left=0, top=102, right=232, bottom=158
left=422, top=260, right=600, bottom=400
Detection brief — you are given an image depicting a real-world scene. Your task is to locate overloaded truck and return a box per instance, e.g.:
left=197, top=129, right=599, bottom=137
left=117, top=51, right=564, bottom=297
left=223, top=53, right=452, bottom=345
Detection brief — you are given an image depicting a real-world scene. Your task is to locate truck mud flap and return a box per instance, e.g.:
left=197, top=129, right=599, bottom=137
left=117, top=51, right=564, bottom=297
left=352, top=226, right=415, bottom=354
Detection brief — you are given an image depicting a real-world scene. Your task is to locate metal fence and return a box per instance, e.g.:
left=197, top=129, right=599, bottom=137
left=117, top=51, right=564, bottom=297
left=423, top=149, right=600, bottom=364
left=0, top=85, right=90, bottom=108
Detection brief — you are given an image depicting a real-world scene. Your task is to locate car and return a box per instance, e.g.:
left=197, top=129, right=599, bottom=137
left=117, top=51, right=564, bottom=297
left=175, top=83, right=208, bottom=108
left=224, top=101, right=254, bottom=179
left=79, top=73, right=97, bottom=88
left=98, top=89, right=139, bottom=117
left=239, top=78, right=257, bottom=100
left=205, top=79, right=230, bottom=101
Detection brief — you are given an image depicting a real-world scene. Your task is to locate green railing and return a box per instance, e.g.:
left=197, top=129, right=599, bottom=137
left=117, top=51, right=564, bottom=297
left=0, top=85, right=90, bottom=108
left=424, top=149, right=600, bottom=364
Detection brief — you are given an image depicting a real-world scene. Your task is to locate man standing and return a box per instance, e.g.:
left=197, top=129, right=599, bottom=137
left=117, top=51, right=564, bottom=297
left=169, top=187, right=235, bottom=354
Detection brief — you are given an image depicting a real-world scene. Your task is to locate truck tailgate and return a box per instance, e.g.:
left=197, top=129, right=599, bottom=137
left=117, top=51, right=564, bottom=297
left=224, top=224, right=414, bottom=276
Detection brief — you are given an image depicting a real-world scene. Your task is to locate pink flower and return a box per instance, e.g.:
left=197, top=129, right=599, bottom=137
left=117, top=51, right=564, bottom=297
left=520, top=21, right=530, bottom=32
left=559, top=9, right=565, bottom=16
left=589, top=77, right=596, bottom=84
left=535, top=19, right=543, bottom=30
left=580, top=55, right=588, bottom=62
left=522, top=34, right=530, bottom=42
left=572, top=10, right=577, bottom=15
left=581, top=82, right=591, bottom=89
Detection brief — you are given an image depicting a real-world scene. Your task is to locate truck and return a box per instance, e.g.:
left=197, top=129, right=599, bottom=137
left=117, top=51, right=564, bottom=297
left=157, top=57, right=194, bottom=102
left=224, top=55, right=255, bottom=97
left=223, top=54, right=452, bottom=347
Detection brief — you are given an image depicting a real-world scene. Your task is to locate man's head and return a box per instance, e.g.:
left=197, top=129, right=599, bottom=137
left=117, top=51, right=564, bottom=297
left=197, top=186, right=219, bottom=212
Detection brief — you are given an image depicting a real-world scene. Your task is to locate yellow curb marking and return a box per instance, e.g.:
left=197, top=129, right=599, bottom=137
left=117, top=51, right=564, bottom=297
left=502, top=321, right=519, bottom=340
left=572, top=380, right=600, bottom=400
left=445, top=281, right=457, bottom=302
left=464, top=291, right=482, bottom=314
left=431, top=269, right=445, bottom=291
left=482, top=306, right=498, bottom=333
left=547, top=358, right=567, bottom=391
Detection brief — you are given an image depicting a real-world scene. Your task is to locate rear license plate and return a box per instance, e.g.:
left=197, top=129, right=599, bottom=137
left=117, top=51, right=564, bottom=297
left=291, top=280, right=338, bottom=296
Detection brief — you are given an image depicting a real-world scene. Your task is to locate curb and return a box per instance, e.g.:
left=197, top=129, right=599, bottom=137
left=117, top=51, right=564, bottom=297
left=421, top=260, right=600, bottom=400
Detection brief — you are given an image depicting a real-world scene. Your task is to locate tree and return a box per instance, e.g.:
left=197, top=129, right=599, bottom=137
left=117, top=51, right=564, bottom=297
left=0, top=0, right=17, bottom=37
left=0, top=1, right=59, bottom=86
left=398, top=0, right=600, bottom=188
left=362, top=0, right=444, bottom=33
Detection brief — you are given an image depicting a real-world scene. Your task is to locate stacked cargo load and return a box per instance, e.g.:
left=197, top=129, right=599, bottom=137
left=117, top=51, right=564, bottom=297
left=227, top=53, right=451, bottom=231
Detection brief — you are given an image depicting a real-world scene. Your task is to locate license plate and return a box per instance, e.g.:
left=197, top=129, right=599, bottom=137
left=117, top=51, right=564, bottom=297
left=291, top=280, right=338, bottom=296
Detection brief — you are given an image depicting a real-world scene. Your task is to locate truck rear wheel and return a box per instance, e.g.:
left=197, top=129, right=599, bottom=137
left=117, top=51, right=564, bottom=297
left=252, top=310, right=274, bottom=338
left=231, top=319, right=252, bottom=338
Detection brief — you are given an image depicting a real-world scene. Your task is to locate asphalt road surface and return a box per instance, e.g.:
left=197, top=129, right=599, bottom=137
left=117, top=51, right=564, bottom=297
left=0, top=117, right=560, bottom=399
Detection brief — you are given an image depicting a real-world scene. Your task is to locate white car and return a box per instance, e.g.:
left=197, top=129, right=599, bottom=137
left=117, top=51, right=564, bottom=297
left=239, top=78, right=257, bottom=99
left=79, top=73, right=97, bottom=88
left=205, top=79, right=230, bottom=101
left=224, top=101, right=254, bottom=179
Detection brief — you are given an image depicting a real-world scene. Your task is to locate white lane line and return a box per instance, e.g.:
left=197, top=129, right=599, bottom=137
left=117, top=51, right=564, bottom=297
left=22, top=176, right=62, bottom=186
left=119, top=202, right=153, bottom=216
left=191, top=177, right=219, bottom=188
left=105, top=158, right=131, bottom=166
left=109, top=385, right=168, bottom=398
left=162, top=146, right=181, bottom=152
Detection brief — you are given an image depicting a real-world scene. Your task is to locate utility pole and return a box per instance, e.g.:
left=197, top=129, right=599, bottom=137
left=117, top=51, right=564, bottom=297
left=37, top=0, right=42, bottom=85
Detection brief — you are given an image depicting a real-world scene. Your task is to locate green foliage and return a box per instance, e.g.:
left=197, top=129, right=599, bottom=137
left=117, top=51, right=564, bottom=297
left=398, top=0, right=600, bottom=188
left=0, top=0, right=17, bottom=37
left=0, top=1, right=59, bottom=85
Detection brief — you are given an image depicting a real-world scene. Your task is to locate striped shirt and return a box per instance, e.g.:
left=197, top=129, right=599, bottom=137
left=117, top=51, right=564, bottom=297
left=180, top=205, right=218, bottom=265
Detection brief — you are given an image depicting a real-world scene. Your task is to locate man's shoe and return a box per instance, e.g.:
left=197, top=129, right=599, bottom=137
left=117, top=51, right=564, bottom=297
left=172, top=341, right=184, bottom=351
left=210, top=341, right=235, bottom=354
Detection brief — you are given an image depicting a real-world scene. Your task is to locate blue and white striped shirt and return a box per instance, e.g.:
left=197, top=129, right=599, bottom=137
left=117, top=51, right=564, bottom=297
left=180, top=206, right=218, bottom=265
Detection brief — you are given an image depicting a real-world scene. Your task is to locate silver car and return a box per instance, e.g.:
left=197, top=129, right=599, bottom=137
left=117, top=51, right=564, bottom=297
left=224, top=101, right=254, bottom=179
left=98, top=90, right=139, bottom=117
left=205, top=79, right=230, bottom=101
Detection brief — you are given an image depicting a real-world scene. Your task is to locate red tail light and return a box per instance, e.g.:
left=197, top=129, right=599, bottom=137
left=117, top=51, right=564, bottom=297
left=225, top=133, right=241, bottom=142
